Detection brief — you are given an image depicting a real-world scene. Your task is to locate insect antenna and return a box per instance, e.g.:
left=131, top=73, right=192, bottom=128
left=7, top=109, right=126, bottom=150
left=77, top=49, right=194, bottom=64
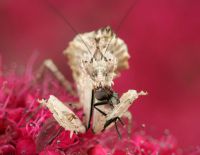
left=44, top=0, right=92, bottom=54
left=104, top=0, right=138, bottom=54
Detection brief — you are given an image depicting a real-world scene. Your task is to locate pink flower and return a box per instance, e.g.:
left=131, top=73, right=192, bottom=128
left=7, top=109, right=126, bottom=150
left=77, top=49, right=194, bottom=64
left=39, top=148, right=63, bottom=155
left=112, top=150, right=126, bottom=155
left=16, top=138, right=36, bottom=155
left=0, top=118, right=20, bottom=145
left=50, top=130, right=79, bottom=149
left=0, top=144, right=16, bottom=155
left=0, top=62, right=195, bottom=154
left=87, top=145, right=107, bottom=155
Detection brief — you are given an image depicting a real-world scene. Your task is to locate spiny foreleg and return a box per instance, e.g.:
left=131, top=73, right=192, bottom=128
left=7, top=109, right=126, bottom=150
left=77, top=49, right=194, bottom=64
left=103, top=90, right=147, bottom=136
left=38, top=95, right=86, bottom=138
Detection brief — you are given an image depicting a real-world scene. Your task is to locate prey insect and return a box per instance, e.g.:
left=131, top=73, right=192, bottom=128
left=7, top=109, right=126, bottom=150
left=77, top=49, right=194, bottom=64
left=37, top=0, right=147, bottom=138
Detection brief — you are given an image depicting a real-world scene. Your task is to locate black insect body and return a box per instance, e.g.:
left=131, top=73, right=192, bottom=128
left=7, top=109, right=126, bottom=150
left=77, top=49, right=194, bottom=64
left=89, top=86, right=124, bottom=137
left=93, top=87, right=119, bottom=116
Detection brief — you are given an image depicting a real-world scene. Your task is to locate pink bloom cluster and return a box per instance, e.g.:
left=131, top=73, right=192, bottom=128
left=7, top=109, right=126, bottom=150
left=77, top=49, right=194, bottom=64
left=0, top=62, right=195, bottom=155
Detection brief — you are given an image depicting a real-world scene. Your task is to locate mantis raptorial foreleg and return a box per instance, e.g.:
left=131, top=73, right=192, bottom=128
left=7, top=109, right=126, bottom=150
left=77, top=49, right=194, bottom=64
left=38, top=95, right=86, bottom=138
left=103, top=90, right=147, bottom=132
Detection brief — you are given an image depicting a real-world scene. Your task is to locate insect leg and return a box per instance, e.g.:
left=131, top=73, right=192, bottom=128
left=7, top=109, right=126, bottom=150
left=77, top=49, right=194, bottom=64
left=103, top=117, right=124, bottom=130
left=93, top=100, right=109, bottom=116
left=87, top=89, right=94, bottom=130
left=36, top=59, right=76, bottom=96
left=46, top=126, right=63, bottom=145
left=122, top=111, right=132, bottom=135
left=115, top=121, right=121, bottom=139
left=103, top=117, right=123, bottom=137
left=117, top=117, right=125, bottom=126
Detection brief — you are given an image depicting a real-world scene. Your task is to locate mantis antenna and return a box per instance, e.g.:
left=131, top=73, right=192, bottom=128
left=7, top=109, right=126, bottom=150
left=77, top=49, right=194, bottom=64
left=104, top=0, right=138, bottom=54
left=44, top=0, right=92, bottom=54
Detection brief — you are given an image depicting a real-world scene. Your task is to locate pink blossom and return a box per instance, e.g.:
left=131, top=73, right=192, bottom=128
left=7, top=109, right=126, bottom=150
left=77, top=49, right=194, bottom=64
left=16, top=138, right=36, bottom=155
left=0, top=63, right=195, bottom=154
left=39, top=148, right=63, bottom=155
left=87, top=145, right=107, bottom=155
left=0, top=144, right=16, bottom=155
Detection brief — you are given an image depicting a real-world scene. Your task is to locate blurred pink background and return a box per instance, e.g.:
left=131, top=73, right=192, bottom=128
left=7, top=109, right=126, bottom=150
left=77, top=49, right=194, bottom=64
left=0, top=0, right=200, bottom=148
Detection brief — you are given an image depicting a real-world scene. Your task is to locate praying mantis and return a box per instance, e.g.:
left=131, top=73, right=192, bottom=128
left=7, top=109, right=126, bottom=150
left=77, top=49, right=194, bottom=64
left=37, top=0, right=147, bottom=138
